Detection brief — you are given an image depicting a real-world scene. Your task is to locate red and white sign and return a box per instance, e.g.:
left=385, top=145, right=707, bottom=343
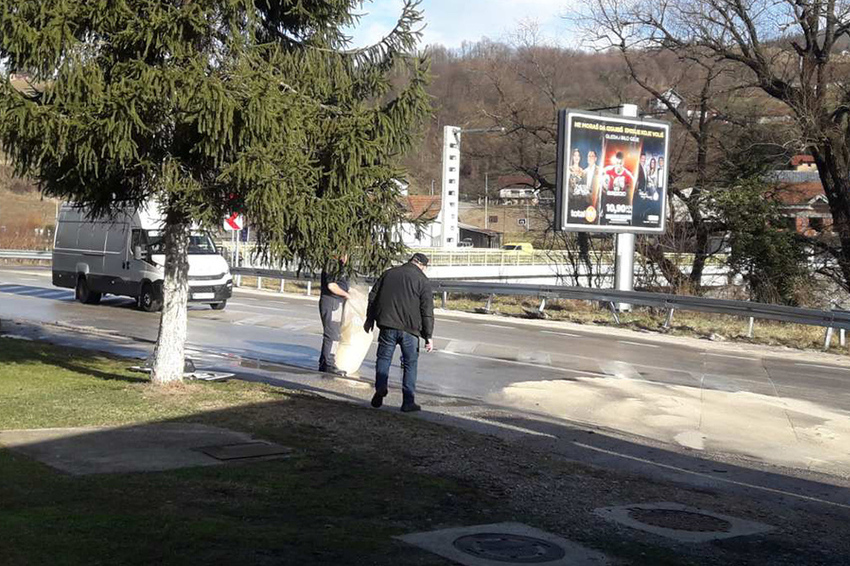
left=223, top=213, right=244, bottom=231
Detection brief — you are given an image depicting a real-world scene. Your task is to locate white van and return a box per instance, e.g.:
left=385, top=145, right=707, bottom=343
left=53, top=203, right=232, bottom=311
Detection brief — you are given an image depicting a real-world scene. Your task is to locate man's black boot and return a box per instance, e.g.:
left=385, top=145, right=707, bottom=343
left=371, top=388, right=388, bottom=408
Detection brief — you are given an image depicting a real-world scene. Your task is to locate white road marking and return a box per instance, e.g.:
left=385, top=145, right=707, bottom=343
left=482, top=323, right=512, bottom=329
left=228, top=302, right=298, bottom=313
left=444, top=340, right=478, bottom=354
left=795, top=363, right=850, bottom=371
left=705, top=353, right=759, bottom=361
left=541, top=330, right=579, bottom=337
left=469, top=417, right=558, bottom=439
left=572, top=441, right=850, bottom=510
left=235, top=315, right=271, bottom=326
left=617, top=340, right=660, bottom=348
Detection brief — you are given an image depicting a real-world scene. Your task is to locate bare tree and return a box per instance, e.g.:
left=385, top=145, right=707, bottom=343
left=584, top=0, right=850, bottom=292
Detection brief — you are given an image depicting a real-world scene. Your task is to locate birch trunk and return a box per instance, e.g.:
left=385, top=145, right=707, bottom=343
left=151, top=218, right=191, bottom=384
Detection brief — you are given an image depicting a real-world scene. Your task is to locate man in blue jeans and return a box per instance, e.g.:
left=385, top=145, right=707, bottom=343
left=364, top=253, right=434, bottom=412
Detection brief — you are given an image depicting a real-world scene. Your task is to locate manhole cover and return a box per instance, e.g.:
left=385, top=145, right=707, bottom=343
left=199, top=442, right=292, bottom=461
left=628, top=508, right=731, bottom=533
left=453, top=533, right=566, bottom=563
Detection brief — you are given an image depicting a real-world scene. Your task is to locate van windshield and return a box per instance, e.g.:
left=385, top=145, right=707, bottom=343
left=502, top=245, right=519, bottom=250
left=145, top=230, right=217, bottom=255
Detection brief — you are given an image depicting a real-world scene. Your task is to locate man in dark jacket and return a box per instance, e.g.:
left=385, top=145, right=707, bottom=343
left=364, top=253, right=434, bottom=412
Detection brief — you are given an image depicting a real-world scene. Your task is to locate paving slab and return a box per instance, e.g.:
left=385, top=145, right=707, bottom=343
left=397, top=522, right=608, bottom=566
left=0, top=423, right=280, bottom=475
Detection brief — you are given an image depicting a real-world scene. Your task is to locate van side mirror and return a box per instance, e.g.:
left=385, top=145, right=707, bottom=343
left=133, top=245, right=143, bottom=261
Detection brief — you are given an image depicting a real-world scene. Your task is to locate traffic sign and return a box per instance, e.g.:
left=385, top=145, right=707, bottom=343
left=517, top=218, right=527, bottom=226
left=223, top=213, right=244, bottom=231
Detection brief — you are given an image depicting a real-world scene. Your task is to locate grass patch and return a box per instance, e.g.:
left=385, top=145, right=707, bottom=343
left=0, top=338, right=496, bottom=565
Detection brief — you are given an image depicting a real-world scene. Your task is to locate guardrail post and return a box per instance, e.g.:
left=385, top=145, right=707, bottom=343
left=663, top=307, right=675, bottom=329
left=306, top=281, right=312, bottom=296
left=538, top=298, right=546, bottom=313
left=824, top=327, right=834, bottom=351
left=485, top=293, right=494, bottom=313
left=279, top=279, right=285, bottom=293
left=841, top=329, right=846, bottom=348
left=441, top=291, right=448, bottom=309
left=235, top=274, right=241, bottom=287
left=257, top=276, right=262, bottom=290
left=747, top=317, right=755, bottom=338
left=608, top=302, right=621, bottom=325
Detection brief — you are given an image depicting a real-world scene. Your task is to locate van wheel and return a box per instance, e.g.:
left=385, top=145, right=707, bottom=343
left=139, top=282, right=162, bottom=312
left=210, top=301, right=227, bottom=311
left=75, top=276, right=101, bottom=305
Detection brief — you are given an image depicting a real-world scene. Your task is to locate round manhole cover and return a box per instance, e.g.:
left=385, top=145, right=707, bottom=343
left=453, top=533, right=566, bottom=563
left=628, top=508, right=732, bottom=533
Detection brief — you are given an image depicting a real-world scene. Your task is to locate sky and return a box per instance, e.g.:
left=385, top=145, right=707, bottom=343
left=346, top=0, right=576, bottom=50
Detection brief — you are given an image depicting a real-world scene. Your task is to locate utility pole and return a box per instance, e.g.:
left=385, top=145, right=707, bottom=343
left=484, top=172, right=489, bottom=230
left=614, top=103, right=639, bottom=311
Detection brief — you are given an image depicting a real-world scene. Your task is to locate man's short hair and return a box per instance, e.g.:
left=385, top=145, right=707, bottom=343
left=615, top=151, right=624, bottom=160
left=410, top=253, right=429, bottom=266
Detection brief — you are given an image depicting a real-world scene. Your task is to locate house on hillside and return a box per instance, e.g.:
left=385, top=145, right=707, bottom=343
left=497, top=175, right=541, bottom=204
left=766, top=160, right=832, bottom=236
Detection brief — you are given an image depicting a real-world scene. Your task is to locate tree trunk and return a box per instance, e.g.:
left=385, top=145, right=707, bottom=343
left=812, top=147, right=850, bottom=292
left=577, top=232, right=594, bottom=287
left=643, top=241, right=689, bottom=291
left=688, top=223, right=709, bottom=291
left=151, top=216, right=191, bottom=384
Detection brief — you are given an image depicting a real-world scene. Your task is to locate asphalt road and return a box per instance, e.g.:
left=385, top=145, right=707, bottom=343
left=3, top=266, right=850, bottom=480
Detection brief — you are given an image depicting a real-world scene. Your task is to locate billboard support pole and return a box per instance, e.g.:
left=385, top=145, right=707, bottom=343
left=614, top=103, right=639, bottom=312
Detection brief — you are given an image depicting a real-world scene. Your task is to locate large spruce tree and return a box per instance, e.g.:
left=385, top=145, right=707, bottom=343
left=0, top=0, right=430, bottom=383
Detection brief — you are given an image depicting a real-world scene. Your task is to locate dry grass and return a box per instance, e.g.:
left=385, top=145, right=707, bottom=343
left=236, top=275, right=318, bottom=296
left=0, top=186, right=57, bottom=250
left=446, top=294, right=840, bottom=354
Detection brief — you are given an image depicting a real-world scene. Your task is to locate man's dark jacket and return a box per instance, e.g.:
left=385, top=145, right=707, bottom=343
left=366, top=262, right=434, bottom=340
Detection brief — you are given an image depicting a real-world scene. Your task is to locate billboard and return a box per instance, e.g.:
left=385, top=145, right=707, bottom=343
left=555, top=110, right=670, bottom=234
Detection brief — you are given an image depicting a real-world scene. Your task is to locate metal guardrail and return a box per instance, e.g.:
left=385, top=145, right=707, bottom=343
left=429, top=280, right=850, bottom=331
left=229, top=266, right=850, bottom=337
left=0, top=249, right=51, bottom=260
left=3, top=252, right=847, bottom=347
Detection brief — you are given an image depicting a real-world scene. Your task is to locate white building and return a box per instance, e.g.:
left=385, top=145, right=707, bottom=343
left=396, top=195, right=443, bottom=248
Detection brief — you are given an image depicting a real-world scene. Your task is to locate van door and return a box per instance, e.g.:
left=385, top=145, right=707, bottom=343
left=75, top=220, right=106, bottom=289
left=103, top=223, right=130, bottom=296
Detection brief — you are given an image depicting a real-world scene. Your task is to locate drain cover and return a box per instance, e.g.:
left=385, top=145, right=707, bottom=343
left=628, top=508, right=731, bottom=533
left=199, top=442, right=292, bottom=461
left=594, top=503, right=774, bottom=543
left=453, top=533, right=566, bottom=563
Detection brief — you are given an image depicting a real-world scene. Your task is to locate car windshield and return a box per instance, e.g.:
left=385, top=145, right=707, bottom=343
left=145, top=230, right=217, bottom=255
left=503, top=245, right=518, bottom=250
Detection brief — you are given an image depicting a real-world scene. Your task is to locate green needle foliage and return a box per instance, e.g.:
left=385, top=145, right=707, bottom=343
left=0, top=0, right=431, bottom=275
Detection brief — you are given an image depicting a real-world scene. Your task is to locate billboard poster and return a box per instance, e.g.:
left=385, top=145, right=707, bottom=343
left=556, top=110, right=670, bottom=234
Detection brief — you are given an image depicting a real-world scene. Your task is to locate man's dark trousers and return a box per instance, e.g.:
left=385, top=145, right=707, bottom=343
left=318, top=295, right=343, bottom=371
left=375, top=328, right=419, bottom=405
